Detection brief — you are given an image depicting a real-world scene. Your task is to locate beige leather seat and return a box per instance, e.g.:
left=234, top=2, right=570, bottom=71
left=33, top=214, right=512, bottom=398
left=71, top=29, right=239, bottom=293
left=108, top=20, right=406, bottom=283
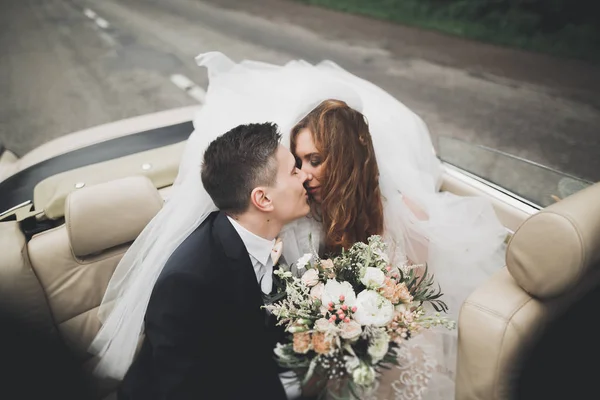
left=455, top=182, right=600, bottom=399
left=24, top=176, right=162, bottom=397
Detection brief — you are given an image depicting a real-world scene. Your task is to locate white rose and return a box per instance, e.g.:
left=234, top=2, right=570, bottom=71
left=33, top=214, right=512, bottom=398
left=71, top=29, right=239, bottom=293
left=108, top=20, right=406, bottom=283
left=360, top=267, right=386, bottom=289
left=367, top=330, right=390, bottom=363
left=301, top=268, right=320, bottom=287
left=274, top=343, right=292, bottom=361
left=321, top=279, right=356, bottom=307
left=353, top=290, right=395, bottom=326
left=296, top=253, right=313, bottom=270
left=344, top=355, right=360, bottom=372
left=339, top=320, right=362, bottom=341
left=352, top=364, right=376, bottom=387
left=310, top=282, right=325, bottom=301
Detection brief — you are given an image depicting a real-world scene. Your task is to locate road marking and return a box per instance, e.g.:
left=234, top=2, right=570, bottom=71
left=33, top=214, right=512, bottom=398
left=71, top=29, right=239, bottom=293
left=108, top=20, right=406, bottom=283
left=83, top=8, right=96, bottom=19
left=83, top=8, right=110, bottom=30
left=95, top=17, right=110, bottom=29
left=170, top=74, right=206, bottom=103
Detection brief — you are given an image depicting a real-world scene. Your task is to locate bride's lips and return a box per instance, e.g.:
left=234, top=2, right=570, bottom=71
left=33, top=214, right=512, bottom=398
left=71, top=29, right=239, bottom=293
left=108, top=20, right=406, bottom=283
left=307, top=186, right=320, bottom=195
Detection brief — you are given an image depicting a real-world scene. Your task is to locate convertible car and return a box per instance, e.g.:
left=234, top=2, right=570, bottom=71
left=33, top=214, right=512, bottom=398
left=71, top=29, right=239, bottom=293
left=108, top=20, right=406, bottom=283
left=0, top=105, right=598, bottom=399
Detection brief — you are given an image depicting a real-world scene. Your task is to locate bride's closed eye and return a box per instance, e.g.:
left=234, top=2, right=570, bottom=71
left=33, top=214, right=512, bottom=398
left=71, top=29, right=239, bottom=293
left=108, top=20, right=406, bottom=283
left=295, top=153, right=322, bottom=168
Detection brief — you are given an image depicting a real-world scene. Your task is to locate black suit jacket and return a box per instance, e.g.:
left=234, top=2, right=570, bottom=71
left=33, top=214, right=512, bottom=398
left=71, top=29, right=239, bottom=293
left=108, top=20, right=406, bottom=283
left=119, top=211, right=287, bottom=400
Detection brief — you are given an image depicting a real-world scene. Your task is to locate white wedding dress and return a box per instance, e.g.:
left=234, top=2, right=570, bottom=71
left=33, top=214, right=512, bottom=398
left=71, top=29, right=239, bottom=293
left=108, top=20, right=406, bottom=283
left=90, top=52, right=507, bottom=399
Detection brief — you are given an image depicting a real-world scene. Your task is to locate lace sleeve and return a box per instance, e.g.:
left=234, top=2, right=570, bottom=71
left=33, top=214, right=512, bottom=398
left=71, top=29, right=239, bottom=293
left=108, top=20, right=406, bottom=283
left=365, top=332, right=455, bottom=400
left=280, top=216, right=323, bottom=265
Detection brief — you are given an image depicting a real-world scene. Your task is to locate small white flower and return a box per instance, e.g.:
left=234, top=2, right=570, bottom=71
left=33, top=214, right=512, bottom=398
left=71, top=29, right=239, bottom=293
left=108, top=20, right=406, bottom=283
left=301, top=268, right=320, bottom=287
left=360, top=267, right=386, bottom=289
left=353, top=290, right=394, bottom=326
left=321, top=279, right=357, bottom=307
left=296, top=253, right=313, bottom=270
left=352, top=363, right=376, bottom=387
left=367, top=330, right=390, bottom=363
left=373, top=248, right=390, bottom=264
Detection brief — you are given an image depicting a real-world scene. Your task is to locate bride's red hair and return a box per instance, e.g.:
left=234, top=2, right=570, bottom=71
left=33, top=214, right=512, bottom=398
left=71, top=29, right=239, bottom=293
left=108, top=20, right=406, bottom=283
left=291, top=99, right=384, bottom=253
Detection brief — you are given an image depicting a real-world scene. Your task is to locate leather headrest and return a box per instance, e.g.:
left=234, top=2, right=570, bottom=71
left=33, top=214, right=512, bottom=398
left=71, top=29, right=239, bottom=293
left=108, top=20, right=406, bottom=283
left=66, top=176, right=163, bottom=257
left=506, top=182, right=600, bottom=299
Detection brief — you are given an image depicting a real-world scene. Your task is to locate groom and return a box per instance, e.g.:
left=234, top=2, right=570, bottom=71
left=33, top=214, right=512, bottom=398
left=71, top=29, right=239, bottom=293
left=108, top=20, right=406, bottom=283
left=119, top=122, right=310, bottom=399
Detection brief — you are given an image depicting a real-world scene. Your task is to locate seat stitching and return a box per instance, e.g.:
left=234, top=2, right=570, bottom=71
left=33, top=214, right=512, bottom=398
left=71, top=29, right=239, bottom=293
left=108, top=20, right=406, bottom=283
left=462, top=295, right=535, bottom=398
left=72, top=246, right=128, bottom=266
left=57, top=304, right=100, bottom=325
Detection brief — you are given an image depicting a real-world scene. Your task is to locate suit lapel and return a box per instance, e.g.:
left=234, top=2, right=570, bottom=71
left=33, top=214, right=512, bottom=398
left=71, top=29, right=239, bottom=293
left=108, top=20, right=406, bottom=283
left=212, top=212, right=265, bottom=315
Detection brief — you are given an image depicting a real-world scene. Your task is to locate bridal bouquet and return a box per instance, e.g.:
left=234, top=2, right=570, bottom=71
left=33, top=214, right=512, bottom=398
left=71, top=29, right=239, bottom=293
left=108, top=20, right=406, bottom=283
left=265, top=235, right=454, bottom=399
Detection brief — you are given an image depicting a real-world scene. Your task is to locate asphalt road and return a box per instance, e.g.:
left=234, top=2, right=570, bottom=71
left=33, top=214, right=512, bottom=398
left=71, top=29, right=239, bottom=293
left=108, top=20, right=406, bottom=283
left=1, top=0, right=599, bottom=190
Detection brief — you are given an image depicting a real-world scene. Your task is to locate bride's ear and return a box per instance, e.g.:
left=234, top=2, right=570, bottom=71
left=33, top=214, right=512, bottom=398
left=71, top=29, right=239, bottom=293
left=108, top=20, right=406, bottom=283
left=250, top=187, right=274, bottom=212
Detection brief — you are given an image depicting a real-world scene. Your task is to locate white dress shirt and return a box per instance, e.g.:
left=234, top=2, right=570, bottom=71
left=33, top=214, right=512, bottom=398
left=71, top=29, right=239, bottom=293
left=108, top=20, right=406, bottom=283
left=227, top=217, right=301, bottom=399
left=227, top=216, right=276, bottom=294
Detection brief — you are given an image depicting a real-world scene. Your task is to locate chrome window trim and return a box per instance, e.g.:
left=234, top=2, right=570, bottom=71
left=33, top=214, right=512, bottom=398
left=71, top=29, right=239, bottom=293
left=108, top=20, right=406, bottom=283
left=0, top=200, right=32, bottom=221
left=442, top=162, right=541, bottom=217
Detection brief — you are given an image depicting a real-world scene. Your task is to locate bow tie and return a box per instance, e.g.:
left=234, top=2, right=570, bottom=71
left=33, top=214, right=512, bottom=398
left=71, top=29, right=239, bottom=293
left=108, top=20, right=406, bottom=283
left=261, top=238, right=283, bottom=294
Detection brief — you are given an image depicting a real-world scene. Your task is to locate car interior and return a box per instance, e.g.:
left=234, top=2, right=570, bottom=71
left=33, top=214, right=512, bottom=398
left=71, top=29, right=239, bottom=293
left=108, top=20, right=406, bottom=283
left=0, top=122, right=598, bottom=399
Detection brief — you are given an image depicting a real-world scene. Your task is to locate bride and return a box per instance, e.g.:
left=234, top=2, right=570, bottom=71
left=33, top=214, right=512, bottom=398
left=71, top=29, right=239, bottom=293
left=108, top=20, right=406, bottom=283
left=89, top=52, right=507, bottom=398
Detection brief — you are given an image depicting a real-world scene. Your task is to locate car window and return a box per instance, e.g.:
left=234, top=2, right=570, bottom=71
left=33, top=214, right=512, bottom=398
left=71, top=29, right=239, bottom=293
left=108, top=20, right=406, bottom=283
left=437, top=136, right=592, bottom=208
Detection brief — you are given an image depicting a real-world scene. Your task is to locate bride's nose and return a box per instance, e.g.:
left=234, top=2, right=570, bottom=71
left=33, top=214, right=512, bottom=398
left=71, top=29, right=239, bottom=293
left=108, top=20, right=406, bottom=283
left=300, top=165, right=312, bottom=179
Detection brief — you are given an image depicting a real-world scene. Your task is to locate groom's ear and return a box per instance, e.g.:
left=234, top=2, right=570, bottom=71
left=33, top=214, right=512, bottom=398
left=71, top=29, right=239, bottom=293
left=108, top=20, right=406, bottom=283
left=250, top=187, right=274, bottom=212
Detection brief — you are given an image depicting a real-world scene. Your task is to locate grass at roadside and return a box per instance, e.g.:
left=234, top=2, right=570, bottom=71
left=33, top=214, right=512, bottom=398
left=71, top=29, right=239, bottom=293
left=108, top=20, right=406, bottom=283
left=295, top=0, right=600, bottom=64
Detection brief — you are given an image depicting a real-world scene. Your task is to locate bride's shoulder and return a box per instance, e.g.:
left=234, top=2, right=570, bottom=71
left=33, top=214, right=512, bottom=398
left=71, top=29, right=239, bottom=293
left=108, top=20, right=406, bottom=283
left=282, top=215, right=321, bottom=233
left=282, top=216, right=323, bottom=246
left=280, top=216, right=323, bottom=264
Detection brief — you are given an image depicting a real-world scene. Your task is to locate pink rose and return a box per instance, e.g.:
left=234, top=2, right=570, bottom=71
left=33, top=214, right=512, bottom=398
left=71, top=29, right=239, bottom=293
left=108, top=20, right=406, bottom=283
left=310, top=282, right=325, bottom=300
left=320, top=259, right=336, bottom=278
left=301, top=269, right=320, bottom=287
left=339, top=320, right=362, bottom=341
left=314, top=318, right=337, bottom=334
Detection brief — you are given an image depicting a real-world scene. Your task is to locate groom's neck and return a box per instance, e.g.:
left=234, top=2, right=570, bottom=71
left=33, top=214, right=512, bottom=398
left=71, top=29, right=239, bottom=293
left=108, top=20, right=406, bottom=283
left=228, top=211, right=281, bottom=241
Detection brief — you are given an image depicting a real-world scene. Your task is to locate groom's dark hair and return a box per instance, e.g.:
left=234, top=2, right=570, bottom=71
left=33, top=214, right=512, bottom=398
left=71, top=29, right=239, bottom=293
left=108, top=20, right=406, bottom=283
left=201, top=122, right=282, bottom=214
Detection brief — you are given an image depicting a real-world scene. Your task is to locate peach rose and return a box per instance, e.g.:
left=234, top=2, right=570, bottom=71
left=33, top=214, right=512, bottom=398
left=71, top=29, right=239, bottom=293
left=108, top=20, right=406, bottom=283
left=293, top=332, right=312, bottom=354
left=396, top=282, right=413, bottom=304
left=312, top=332, right=333, bottom=354
left=380, top=278, right=413, bottom=304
